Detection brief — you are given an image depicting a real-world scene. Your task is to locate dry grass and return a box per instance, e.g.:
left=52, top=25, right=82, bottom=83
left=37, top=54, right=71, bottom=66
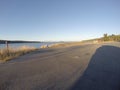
left=0, top=46, right=37, bottom=62
left=40, top=43, right=82, bottom=48
left=49, top=43, right=67, bottom=48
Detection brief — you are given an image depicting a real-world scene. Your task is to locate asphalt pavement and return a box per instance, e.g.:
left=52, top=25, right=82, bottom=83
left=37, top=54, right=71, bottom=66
left=0, top=42, right=120, bottom=90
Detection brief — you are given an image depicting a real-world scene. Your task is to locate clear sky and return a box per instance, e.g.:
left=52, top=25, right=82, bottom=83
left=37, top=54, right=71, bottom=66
left=0, top=0, right=120, bottom=41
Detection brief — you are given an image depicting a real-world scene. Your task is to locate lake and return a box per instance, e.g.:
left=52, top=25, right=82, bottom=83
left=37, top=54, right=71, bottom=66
left=0, top=42, right=59, bottom=49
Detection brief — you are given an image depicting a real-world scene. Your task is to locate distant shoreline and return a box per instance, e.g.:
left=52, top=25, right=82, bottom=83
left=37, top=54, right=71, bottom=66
left=0, top=40, right=41, bottom=44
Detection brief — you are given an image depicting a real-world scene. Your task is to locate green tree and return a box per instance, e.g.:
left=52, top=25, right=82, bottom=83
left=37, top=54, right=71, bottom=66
left=103, top=33, right=109, bottom=41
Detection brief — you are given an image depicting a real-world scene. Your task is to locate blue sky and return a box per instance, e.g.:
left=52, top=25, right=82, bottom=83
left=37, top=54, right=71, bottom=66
left=0, top=0, right=120, bottom=41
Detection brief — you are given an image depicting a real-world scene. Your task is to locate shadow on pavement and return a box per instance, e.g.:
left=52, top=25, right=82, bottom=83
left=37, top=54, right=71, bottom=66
left=70, top=45, right=120, bottom=90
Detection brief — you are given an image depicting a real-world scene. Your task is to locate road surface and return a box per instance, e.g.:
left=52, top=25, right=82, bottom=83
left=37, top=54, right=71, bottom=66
left=0, top=42, right=120, bottom=90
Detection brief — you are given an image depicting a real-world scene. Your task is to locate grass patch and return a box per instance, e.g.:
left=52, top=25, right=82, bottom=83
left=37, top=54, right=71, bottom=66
left=0, top=46, right=37, bottom=62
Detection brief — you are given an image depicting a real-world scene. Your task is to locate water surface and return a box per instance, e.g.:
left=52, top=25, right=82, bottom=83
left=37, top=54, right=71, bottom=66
left=0, top=42, right=58, bottom=48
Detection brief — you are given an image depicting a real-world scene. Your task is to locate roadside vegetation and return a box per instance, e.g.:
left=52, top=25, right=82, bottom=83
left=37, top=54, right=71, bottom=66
left=82, top=34, right=120, bottom=43
left=103, top=34, right=120, bottom=41
left=0, top=46, right=37, bottom=62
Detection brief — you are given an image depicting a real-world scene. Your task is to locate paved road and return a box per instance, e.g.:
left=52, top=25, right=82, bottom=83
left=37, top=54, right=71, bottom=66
left=0, top=42, right=120, bottom=90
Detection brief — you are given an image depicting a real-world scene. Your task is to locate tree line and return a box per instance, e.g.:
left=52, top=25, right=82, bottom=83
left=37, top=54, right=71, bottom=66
left=103, top=34, right=120, bottom=41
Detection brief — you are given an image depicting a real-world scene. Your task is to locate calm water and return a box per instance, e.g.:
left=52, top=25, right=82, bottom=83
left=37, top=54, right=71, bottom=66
left=0, top=42, right=58, bottom=48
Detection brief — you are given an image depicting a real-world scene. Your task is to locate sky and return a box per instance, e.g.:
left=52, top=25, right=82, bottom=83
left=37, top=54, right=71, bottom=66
left=0, top=0, right=120, bottom=41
